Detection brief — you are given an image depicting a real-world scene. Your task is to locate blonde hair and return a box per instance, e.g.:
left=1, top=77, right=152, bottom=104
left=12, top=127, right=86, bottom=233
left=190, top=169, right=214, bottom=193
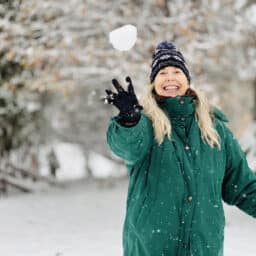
left=140, top=83, right=221, bottom=149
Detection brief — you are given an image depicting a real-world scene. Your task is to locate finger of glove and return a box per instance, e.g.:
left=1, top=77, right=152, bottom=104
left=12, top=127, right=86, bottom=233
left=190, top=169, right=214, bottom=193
left=112, top=79, right=125, bottom=93
left=105, top=89, right=114, bottom=95
left=101, top=96, right=110, bottom=104
left=105, top=89, right=117, bottom=99
left=104, top=89, right=117, bottom=104
left=107, top=98, right=115, bottom=104
left=101, top=96, right=114, bottom=104
left=126, top=77, right=135, bottom=94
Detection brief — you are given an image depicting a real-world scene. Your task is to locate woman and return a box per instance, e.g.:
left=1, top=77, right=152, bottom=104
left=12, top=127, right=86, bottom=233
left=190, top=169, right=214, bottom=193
left=103, top=41, right=256, bottom=256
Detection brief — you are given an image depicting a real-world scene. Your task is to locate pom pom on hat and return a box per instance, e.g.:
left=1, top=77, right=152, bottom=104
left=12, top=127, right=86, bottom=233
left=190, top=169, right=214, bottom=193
left=156, top=41, right=177, bottom=51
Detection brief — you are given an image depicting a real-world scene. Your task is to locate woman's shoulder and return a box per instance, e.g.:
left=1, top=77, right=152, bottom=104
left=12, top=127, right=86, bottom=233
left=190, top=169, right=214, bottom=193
left=210, top=106, right=230, bottom=138
left=210, top=106, right=229, bottom=123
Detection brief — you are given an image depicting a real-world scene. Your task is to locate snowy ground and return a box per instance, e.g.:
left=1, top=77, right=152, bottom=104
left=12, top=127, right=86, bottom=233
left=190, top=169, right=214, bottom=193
left=0, top=178, right=255, bottom=256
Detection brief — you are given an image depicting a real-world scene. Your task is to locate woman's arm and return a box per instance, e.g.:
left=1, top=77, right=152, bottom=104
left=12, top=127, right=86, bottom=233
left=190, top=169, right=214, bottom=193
left=221, top=124, right=256, bottom=218
left=107, top=113, right=153, bottom=166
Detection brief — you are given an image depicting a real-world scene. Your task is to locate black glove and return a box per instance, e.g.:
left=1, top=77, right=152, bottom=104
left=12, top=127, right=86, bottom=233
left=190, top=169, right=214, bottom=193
left=103, top=76, right=143, bottom=126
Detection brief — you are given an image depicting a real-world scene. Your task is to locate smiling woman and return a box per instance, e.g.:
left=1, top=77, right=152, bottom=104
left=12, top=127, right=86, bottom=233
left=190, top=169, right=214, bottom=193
left=103, top=41, right=256, bottom=256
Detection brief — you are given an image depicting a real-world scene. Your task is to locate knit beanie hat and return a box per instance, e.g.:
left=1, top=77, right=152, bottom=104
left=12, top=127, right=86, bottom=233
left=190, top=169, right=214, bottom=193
left=150, top=41, right=191, bottom=84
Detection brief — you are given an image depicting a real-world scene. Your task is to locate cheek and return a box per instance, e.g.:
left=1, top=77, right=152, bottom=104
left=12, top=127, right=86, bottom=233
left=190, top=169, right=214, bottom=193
left=154, top=81, right=161, bottom=92
left=154, top=80, right=164, bottom=92
left=180, top=76, right=189, bottom=89
left=182, top=82, right=189, bottom=90
left=154, top=85, right=162, bottom=94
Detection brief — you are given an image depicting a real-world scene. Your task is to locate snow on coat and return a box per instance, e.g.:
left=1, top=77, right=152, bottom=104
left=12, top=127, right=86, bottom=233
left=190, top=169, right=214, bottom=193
left=106, top=96, right=256, bottom=256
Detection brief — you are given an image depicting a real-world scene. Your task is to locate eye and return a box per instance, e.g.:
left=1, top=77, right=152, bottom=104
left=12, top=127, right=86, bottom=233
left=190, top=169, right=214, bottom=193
left=159, top=71, right=167, bottom=75
left=174, top=69, right=181, bottom=74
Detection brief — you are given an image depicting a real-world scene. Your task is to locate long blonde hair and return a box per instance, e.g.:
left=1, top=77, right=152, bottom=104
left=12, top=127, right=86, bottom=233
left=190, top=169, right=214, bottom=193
left=140, top=83, right=221, bottom=149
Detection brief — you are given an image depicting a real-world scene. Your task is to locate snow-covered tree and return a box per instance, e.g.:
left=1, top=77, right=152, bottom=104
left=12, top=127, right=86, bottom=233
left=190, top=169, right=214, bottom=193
left=0, top=0, right=255, bottom=177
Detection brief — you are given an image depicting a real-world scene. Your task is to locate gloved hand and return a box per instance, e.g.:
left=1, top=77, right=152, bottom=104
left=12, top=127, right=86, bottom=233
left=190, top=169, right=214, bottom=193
left=103, top=76, right=143, bottom=126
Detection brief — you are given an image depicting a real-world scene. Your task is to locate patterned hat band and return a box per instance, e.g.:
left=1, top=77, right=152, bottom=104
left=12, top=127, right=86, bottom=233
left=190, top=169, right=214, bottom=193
left=151, top=54, right=184, bottom=68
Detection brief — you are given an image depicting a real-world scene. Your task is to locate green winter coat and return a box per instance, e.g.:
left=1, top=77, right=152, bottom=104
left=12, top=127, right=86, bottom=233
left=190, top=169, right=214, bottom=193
left=106, top=96, right=256, bottom=256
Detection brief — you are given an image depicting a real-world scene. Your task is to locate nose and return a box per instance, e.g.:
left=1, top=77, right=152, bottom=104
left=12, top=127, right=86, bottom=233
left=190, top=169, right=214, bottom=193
left=166, top=75, right=174, bottom=82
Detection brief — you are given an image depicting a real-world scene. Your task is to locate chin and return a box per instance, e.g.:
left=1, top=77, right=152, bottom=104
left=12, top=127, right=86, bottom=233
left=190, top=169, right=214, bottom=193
left=161, top=92, right=181, bottom=97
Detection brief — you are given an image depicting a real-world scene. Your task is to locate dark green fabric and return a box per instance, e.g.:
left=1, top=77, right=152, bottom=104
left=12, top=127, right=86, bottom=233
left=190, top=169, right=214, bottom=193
left=106, top=96, right=256, bottom=256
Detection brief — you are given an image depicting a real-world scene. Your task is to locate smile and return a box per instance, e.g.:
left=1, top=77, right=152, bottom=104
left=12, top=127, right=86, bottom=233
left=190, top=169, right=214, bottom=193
left=163, top=85, right=180, bottom=91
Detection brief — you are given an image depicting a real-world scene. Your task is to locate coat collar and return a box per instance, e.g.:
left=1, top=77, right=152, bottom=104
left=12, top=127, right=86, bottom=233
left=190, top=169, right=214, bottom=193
left=158, top=96, right=196, bottom=119
left=157, top=95, right=197, bottom=140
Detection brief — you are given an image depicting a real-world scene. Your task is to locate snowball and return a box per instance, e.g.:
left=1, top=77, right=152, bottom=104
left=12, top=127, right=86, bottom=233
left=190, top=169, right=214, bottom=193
left=109, top=24, right=137, bottom=51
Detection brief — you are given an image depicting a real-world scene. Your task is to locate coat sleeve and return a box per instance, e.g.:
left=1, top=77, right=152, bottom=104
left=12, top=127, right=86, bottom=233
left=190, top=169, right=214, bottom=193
left=106, top=113, right=153, bottom=166
left=221, top=124, right=256, bottom=218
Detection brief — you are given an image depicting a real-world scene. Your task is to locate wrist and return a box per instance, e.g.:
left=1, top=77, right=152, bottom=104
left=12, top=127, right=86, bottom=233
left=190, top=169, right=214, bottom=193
left=119, top=109, right=141, bottom=122
left=117, top=115, right=141, bottom=127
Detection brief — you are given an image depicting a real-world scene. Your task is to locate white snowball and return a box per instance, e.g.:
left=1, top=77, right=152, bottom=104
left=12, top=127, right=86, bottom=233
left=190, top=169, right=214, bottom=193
left=109, top=24, right=137, bottom=51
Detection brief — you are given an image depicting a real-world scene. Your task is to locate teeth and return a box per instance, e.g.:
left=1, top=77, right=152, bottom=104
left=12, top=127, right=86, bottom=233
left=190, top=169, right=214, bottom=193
left=164, top=86, right=179, bottom=90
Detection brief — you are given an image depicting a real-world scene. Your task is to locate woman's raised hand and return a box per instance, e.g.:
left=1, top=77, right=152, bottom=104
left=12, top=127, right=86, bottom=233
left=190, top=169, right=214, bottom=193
left=103, top=76, right=143, bottom=125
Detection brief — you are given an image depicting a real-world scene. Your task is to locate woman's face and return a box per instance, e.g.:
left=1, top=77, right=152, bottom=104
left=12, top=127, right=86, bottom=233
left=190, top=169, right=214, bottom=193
left=153, top=66, right=189, bottom=97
